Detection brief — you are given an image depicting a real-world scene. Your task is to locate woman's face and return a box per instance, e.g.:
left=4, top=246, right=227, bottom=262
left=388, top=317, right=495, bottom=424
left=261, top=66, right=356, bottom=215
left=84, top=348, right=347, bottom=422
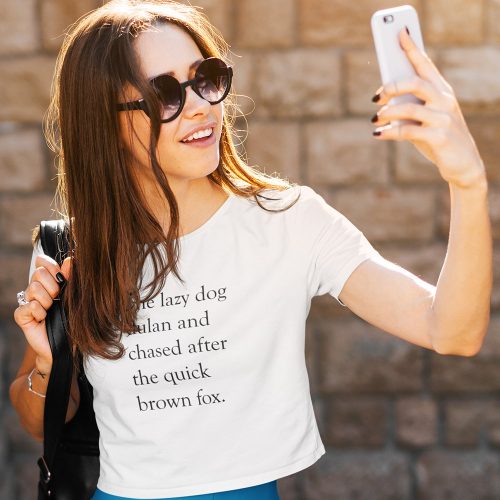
left=118, top=23, right=224, bottom=187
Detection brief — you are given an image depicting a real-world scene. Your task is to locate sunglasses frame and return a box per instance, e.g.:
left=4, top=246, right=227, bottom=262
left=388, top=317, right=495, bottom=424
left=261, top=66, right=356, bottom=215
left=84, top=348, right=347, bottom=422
left=116, top=57, right=233, bottom=123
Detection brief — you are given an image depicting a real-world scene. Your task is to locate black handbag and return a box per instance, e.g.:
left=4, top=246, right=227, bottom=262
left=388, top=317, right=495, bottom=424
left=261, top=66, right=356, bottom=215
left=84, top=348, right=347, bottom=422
left=37, top=219, right=100, bottom=499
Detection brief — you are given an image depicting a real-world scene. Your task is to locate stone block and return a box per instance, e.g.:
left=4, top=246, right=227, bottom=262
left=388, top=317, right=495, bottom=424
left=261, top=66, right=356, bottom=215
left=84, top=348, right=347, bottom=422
left=244, top=121, right=301, bottom=183
left=376, top=242, right=447, bottom=287
left=302, top=451, right=411, bottom=499
left=416, top=451, right=500, bottom=499
left=493, top=247, right=500, bottom=310
left=0, top=252, right=33, bottom=317
left=277, top=473, right=302, bottom=500
left=0, top=129, right=46, bottom=192
left=487, top=0, right=500, bottom=42
left=325, top=397, right=387, bottom=447
left=318, top=317, right=424, bottom=393
left=0, top=0, right=38, bottom=55
left=15, top=454, right=41, bottom=500
left=394, top=141, right=443, bottom=184
left=424, top=0, right=484, bottom=45
left=298, top=0, right=420, bottom=47
left=345, top=49, right=383, bottom=116
left=180, top=0, right=233, bottom=41
left=444, top=399, right=500, bottom=447
left=468, top=116, right=500, bottom=183
left=305, top=119, right=389, bottom=186
left=0, top=57, right=56, bottom=123
left=235, top=0, right=295, bottom=48
left=396, top=396, right=438, bottom=447
left=40, top=0, right=102, bottom=51
left=230, top=51, right=257, bottom=117
left=318, top=186, right=436, bottom=242
left=4, top=406, right=41, bottom=454
left=430, top=314, right=500, bottom=393
left=441, top=48, right=500, bottom=113
left=308, top=292, right=354, bottom=321
left=0, top=466, right=15, bottom=500
left=254, top=48, right=341, bottom=119
left=4, top=318, right=30, bottom=388
left=0, top=194, right=55, bottom=247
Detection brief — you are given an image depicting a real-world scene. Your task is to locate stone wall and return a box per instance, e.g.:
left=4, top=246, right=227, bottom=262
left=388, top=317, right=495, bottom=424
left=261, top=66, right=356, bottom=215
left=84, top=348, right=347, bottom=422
left=1, top=1, right=499, bottom=498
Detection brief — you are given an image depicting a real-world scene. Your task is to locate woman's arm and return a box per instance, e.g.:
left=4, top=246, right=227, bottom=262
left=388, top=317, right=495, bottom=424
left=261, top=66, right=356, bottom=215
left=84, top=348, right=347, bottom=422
left=9, top=340, right=81, bottom=442
left=11, top=252, right=77, bottom=440
left=339, top=178, right=491, bottom=356
left=337, top=28, right=492, bottom=357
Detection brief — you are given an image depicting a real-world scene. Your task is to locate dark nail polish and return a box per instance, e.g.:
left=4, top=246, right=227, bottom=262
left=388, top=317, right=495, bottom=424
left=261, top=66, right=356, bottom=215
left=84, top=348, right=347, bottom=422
left=373, top=130, right=382, bottom=136
left=370, top=113, right=379, bottom=123
left=405, top=26, right=410, bottom=35
left=56, top=272, right=66, bottom=284
left=372, top=93, right=381, bottom=103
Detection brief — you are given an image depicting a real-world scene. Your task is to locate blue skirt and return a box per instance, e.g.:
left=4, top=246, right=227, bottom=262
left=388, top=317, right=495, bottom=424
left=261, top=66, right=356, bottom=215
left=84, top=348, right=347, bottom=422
left=90, top=480, right=280, bottom=499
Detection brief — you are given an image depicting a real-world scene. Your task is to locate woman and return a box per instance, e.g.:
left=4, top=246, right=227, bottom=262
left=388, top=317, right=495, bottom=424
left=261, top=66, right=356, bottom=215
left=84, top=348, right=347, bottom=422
left=9, top=0, right=492, bottom=499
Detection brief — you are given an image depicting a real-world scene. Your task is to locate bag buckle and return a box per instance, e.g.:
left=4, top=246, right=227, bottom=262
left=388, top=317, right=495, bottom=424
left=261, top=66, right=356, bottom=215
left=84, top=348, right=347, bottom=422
left=37, top=456, right=51, bottom=484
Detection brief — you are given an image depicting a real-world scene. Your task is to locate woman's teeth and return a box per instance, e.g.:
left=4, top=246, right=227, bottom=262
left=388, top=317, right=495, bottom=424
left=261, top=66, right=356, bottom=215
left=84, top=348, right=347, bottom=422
left=182, top=128, right=213, bottom=143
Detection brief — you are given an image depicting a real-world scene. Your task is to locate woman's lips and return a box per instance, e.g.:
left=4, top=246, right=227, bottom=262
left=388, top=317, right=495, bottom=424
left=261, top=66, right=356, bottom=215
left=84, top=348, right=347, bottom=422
left=180, top=129, right=216, bottom=148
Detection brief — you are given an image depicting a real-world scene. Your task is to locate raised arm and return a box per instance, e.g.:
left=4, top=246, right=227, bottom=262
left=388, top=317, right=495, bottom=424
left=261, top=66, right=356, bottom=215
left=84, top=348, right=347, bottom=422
left=337, top=28, right=492, bottom=357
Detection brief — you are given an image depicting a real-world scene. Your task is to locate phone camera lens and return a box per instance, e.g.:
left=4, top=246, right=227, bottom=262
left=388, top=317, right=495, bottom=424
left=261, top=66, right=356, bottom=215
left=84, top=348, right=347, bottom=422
left=383, top=14, right=394, bottom=23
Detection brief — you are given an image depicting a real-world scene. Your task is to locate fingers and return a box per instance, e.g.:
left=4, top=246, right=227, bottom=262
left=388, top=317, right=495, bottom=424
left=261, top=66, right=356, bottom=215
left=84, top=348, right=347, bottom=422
left=15, top=255, right=69, bottom=326
left=373, top=102, right=453, bottom=128
left=372, top=123, right=443, bottom=143
left=34, top=254, right=64, bottom=284
left=373, top=77, right=442, bottom=107
left=30, top=264, right=62, bottom=301
left=60, top=256, right=73, bottom=281
left=26, top=280, right=55, bottom=310
left=26, top=300, right=49, bottom=322
left=398, top=27, right=448, bottom=90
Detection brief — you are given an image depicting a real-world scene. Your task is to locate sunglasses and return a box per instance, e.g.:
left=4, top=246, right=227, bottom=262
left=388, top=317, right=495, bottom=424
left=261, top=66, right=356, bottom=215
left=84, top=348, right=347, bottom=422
left=116, top=57, right=233, bottom=123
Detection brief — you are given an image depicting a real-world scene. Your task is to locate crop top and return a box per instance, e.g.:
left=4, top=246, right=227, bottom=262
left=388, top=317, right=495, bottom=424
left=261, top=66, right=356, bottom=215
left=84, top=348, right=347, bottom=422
left=28, top=184, right=382, bottom=498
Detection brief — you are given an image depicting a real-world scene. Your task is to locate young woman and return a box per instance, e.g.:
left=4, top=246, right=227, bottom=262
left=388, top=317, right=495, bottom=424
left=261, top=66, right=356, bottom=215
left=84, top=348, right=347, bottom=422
left=9, top=1, right=492, bottom=499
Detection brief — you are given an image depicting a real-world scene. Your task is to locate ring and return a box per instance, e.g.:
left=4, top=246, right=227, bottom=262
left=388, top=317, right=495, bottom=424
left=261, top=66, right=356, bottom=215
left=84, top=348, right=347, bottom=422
left=17, top=290, right=29, bottom=307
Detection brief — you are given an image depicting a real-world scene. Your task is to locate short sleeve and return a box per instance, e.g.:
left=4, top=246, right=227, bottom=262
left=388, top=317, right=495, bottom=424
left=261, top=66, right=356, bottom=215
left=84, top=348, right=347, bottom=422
left=28, top=239, right=45, bottom=283
left=304, top=186, right=383, bottom=306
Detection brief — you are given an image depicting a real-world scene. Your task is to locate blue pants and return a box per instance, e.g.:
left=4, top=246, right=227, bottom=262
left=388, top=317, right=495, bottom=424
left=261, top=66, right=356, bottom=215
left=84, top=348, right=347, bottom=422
left=90, top=480, right=280, bottom=499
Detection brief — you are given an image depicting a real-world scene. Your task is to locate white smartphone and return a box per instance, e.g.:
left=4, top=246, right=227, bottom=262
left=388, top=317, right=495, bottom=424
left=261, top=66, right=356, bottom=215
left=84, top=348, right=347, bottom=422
left=371, top=5, right=425, bottom=115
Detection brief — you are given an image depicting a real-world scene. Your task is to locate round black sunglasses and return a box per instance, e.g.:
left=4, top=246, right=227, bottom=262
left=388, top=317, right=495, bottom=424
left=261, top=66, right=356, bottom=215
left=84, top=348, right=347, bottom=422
left=116, top=57, right=233, bottom=123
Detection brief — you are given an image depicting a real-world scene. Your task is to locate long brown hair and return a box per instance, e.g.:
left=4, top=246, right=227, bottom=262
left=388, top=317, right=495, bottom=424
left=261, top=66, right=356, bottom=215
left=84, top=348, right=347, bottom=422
left=35, top=0, right=300, bottom=367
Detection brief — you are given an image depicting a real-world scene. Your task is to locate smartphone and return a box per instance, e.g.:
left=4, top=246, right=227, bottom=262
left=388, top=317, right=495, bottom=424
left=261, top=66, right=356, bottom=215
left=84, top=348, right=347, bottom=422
left=371, top=5, right=425, bottom=119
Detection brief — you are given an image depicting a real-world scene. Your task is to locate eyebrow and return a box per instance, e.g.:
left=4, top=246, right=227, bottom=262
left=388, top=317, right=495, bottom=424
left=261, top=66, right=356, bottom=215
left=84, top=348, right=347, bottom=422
left=150, top=58, right=205, bottom=80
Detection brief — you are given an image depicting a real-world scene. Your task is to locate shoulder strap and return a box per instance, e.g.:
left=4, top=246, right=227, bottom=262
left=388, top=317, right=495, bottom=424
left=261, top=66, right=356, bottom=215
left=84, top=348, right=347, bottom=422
left=37, top=219, right=73, bottom=487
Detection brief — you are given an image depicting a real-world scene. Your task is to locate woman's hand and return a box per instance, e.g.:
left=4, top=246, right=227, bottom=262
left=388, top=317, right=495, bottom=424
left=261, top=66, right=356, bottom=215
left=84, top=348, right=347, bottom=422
left=371, top=28, right=487, bottom=190
left=13, top=255, right=72, bottom=372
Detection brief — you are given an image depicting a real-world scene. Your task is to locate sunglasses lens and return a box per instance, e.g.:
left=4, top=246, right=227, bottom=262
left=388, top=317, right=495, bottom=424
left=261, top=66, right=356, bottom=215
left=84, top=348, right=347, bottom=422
left=151, top=75, right=183, bottom=120
left=195, top=58, right=231, bottom=103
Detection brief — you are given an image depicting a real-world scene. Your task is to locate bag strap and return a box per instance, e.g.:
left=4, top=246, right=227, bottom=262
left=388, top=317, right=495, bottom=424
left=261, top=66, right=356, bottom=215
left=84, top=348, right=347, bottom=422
left=37, top=219, right=72, bottom=488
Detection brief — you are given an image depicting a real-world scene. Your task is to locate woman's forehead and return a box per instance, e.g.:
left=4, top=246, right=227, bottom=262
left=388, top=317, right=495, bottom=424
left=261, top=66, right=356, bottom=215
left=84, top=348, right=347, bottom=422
left=134, top=23, right=203, bottom=80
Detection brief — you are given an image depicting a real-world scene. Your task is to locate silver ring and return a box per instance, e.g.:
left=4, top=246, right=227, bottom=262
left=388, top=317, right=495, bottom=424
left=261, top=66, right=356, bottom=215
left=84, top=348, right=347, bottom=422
left=17, top=290, right=29, bottom=307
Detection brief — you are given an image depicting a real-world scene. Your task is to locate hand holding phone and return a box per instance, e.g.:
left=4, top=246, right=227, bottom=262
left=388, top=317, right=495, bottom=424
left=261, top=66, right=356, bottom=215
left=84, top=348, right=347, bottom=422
left=371, top=5, right=425, bottom=122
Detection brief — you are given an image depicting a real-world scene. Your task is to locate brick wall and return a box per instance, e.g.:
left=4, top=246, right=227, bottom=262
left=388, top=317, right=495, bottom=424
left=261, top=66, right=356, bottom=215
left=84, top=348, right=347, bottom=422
left=1, top=1, right=499, bottom=498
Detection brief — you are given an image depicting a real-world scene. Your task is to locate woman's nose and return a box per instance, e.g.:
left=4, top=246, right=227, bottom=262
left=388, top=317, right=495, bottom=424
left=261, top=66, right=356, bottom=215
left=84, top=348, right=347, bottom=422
left=183, top=84, right=211, bottom=116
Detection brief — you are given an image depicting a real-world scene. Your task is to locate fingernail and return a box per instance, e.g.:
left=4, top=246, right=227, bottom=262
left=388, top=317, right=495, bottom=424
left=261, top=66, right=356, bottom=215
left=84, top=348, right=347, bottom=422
left=370, top=113, right=379, bottom=123
left=373, top=130, right=382, bottom=136
left=372, top=93, right=381, bottom=103
left=405, top=26, right=410, bottom=35
left=56, top=272, right=66, bottom=284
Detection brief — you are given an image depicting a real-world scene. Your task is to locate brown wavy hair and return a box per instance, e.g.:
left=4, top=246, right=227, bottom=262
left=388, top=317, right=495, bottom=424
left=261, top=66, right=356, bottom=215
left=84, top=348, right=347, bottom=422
left=34, top=0, right=300, bottom=368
